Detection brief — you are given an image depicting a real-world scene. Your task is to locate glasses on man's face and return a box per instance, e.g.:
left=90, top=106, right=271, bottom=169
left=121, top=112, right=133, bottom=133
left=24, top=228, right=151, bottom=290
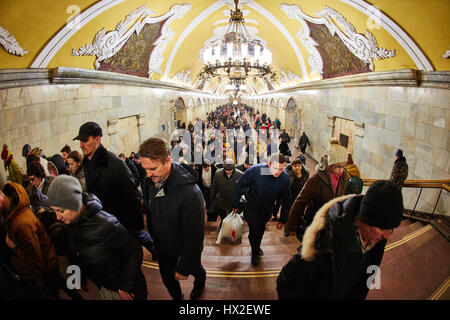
left=332, top=164, right=345, bottom=170
left=28, top=176, right=36, bottom=182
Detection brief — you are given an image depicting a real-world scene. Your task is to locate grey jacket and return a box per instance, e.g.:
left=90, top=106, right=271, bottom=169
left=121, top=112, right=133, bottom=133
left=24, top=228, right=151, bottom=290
left=211, top=168, right=243, bottom=211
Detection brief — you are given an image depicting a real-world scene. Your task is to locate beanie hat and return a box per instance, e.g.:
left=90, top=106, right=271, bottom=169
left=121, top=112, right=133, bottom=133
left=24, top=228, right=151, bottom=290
left=395, top=149, right=403, bottom=157
left=327, top=139, right=348, bottom=166
left=359, top=180, right=403, bottom=229
left=47, top=175, right=82, bottom=211
left=22, top=144, right=31, bottom=157
left=49, top=154, right=66, bottom=175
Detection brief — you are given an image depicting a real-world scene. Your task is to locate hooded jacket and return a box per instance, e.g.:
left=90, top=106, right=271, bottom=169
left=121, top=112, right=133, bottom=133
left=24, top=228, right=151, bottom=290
left=142, top=162, right=205, bottom=276
left=2, top=150, right=24, bottom=185
left=286, top=157, right=349, bottom=232
left=68, top=193, right=146, bottom=297
left=83, top=144, right=144, bottom=232
left=4, top=182, right=58, bottom=274
left=277, top=194, right=386, bottom=300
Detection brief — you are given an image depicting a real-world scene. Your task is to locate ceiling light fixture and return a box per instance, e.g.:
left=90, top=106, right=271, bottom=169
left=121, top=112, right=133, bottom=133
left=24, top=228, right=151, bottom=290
left=198, top=0, right=276, bottom=93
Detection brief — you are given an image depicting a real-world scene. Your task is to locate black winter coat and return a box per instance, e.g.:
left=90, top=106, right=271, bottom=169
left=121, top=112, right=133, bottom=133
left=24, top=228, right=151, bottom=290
left=83, top=144, right=144, bottom=232
left=284, top=163, right=310, bottom=203
left=277, top=195, right=386, bottom=300
left=211, top=168, right=243, bottom=211
left=70, top=193, right=146, bottom=298
left=142, top=162, right=205, bottom=276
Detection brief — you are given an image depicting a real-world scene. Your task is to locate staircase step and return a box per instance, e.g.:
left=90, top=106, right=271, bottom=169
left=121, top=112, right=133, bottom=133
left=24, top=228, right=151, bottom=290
left=202, top=243, right=300, bottom=257
left=201, top=254, right=296, bottom=271
left=203, top=234, right=300, bottom=247
left=367, top=227, right=450, bottom=300
left=387, top=220, right=426, bottom=244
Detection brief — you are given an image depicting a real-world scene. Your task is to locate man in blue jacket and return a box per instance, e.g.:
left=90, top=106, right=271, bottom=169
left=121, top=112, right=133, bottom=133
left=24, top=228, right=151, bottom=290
left=232, top=153, right=291, bottom=266
left=140, top=137, right=206, bottom=300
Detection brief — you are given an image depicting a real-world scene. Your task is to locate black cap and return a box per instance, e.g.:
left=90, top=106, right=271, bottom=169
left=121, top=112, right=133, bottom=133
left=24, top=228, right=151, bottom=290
left=359, top=180, right=404, bottom=229
left=22, top=144, right=31, bottom=157
left=73, top=122, right=102, bottom=141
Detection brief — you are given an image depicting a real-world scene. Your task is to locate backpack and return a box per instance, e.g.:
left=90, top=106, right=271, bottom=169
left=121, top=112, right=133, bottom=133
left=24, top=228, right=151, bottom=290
left=345, top=176, right=363, bottom=195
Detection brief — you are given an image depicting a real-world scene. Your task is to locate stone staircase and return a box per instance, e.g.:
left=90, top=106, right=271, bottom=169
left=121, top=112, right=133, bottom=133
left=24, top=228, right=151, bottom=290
left=61, top=216, right=450, bottom=300
left=367, top=219, right=450, bottom=300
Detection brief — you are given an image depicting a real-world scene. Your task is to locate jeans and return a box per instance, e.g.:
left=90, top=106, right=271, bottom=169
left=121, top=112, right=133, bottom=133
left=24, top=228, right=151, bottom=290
left=244, top=206, right=271, bottom=256
left=158, top=252, right=206, bottom=300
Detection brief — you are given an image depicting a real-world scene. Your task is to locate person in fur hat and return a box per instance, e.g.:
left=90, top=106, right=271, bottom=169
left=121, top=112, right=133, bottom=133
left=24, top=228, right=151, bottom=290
left=286, top=138, right=349, bottom=241
left=277, top=180, right=404, bottom=300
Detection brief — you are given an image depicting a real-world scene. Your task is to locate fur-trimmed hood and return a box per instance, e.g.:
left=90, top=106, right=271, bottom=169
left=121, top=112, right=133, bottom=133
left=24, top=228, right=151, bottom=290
left=301, top=194, right=355, bottom=262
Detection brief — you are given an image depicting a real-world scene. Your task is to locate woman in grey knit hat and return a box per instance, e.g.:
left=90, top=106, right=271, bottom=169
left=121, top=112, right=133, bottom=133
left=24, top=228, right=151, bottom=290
left=47, top=175, right=147, bottom=300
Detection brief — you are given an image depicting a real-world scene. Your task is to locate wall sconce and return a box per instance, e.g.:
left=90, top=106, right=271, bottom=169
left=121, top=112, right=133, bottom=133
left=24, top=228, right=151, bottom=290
left=107, top=119, right=118, bottom=135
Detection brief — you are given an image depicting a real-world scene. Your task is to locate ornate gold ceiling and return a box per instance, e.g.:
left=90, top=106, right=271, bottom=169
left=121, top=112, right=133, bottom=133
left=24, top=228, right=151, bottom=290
left=1, top=0, right=449, bottom=96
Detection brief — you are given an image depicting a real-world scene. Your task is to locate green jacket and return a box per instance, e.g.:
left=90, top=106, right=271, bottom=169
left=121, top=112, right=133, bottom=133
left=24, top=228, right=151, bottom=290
left=4, top=151, right=24, bottom=185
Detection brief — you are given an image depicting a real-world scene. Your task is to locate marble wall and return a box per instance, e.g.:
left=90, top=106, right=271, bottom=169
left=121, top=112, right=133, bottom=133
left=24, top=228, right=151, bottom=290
left=244, top=70, right=450, bottom=215
left=0, top=69, right=225, bottom=182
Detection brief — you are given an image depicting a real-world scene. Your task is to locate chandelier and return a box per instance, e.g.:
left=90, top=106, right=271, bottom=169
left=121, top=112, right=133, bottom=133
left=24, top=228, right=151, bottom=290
left=198, top=0, right=276, bottom=88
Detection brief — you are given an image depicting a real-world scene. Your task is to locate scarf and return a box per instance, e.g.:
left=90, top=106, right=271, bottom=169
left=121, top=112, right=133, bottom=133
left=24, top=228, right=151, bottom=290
left=329, top=171, right=343, bottom=194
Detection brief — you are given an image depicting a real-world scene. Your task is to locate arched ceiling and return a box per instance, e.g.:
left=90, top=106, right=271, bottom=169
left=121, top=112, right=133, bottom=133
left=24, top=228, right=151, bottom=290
left=1, top=0, right=449, bottom=98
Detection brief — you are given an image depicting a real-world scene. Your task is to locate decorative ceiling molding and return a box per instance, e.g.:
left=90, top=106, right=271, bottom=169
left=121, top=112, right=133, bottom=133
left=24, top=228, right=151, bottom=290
left=246, top=1, right=308, bottom=79
left=279, top=68, right=301, bottom=87
left=0, top=26, right=28, bottom=56
left=171, top=69, right=193, bottom=86
left=31, top=0, right=125, bottom=68
left=72, top=4, right=191, bottom=77
left=281, top=4, right=395, bottom=72
left=163, top=1, right=224, bottom=81
left=280, top=5, right=322, bottom=76
left=340, top=0, right=434, bottom=71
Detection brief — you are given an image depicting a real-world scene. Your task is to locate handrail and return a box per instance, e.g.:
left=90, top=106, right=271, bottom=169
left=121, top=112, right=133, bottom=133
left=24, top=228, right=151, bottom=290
left=363, top=179, right=450, bottom=191
left=362, top=179, right=449, bottom=241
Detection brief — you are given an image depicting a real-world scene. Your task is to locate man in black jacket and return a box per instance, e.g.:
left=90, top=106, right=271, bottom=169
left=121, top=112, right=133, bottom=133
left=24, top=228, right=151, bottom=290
left=277, top=180, right=403, bottom=299
left=298, top=132, right=310, bottom=155
left=73, top=122, right=156, bottom=258
left=140, top=137, right=206, bottom=300
left=196, top=159, right=216, bottom=222
left=211, top=159, right=243, bottom=227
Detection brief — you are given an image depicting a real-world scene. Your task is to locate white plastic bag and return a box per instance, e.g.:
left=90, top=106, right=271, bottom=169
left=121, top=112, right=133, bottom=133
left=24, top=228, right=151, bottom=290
left=216, top=211, right=243, bottom=245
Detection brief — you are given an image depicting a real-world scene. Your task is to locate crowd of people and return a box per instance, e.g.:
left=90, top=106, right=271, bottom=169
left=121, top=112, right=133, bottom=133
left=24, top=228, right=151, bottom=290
left=0, top=102, right=408, bottom=300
